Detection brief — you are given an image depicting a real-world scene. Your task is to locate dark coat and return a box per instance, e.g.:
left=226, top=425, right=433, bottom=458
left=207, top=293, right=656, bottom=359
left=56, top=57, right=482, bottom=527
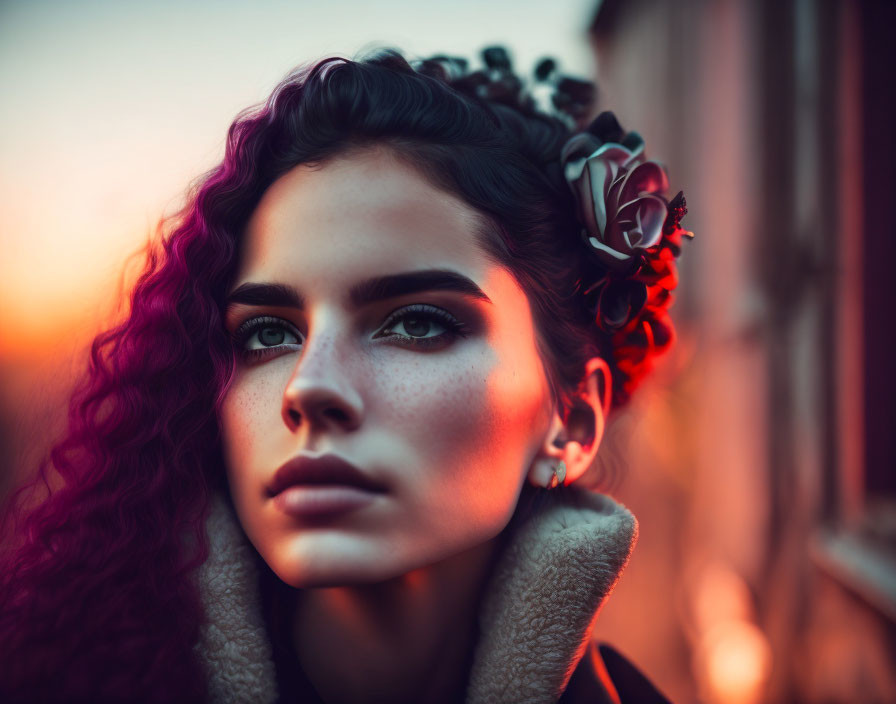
left=560, top=640, right=672, bottom=703
left=194, top=487, right=672, bottom=703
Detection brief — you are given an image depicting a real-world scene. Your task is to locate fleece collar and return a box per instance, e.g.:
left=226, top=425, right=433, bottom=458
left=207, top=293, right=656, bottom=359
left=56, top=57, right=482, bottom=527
left=193, top=486, right=638, bottom=703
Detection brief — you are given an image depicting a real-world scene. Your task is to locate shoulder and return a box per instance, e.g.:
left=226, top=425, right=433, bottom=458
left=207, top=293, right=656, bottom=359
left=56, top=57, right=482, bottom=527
left=559, top=640, right=674, bottom=704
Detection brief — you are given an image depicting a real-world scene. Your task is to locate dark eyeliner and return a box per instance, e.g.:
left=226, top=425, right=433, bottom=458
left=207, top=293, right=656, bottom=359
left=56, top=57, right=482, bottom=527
left=376, top=304, right=469, bottom=349
left=230, top=316, right=302, bottom=361
left=231, top=304, right=469, bottom=361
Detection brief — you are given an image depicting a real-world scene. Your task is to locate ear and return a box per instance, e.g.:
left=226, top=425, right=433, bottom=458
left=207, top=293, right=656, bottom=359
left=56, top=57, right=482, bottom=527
left=527, top=356, right=612, bottom=489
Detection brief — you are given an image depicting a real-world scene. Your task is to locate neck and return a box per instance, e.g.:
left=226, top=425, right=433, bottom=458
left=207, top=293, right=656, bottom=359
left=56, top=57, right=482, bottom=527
left=287, top=530, right=508, bottom=704
left=198, top=486, right=639, bottom=704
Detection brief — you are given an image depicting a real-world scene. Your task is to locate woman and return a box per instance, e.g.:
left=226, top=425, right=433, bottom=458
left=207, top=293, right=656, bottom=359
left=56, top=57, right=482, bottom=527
left=0, top=46, right=690, bottom=703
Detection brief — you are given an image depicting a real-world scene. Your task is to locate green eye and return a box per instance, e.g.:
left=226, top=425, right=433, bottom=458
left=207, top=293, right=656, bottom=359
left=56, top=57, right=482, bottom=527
left=375, top=304, right=469, bottom=349
left=232, top=316, right=301, bottom=361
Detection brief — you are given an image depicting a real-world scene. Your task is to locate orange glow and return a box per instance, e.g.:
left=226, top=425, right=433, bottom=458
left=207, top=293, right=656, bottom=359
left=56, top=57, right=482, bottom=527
left=697, top=620, right=772, bottom=704
left=0, top=220, right=149, bottom=362
left=692, top=561, right=755, bottom=631
left=689, top=562, right=771, bottom=704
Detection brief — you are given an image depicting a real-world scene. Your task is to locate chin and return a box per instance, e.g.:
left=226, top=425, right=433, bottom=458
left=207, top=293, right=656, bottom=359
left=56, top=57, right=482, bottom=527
left=275, top=563, right=411, bottom=589
left=266, top=545, right=413, bottom=589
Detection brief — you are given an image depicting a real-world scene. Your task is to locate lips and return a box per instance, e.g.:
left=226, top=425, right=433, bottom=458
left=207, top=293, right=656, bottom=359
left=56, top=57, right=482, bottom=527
left=267, top=453, right=387, bottom=497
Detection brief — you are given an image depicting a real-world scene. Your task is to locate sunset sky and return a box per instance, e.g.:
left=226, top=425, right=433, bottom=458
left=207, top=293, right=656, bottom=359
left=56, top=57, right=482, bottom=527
left=0, top=0, right=596, bottom=361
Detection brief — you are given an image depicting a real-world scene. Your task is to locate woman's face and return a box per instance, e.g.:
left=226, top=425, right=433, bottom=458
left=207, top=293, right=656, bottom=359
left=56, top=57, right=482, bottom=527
left=220, top=146, right=555, bottom=588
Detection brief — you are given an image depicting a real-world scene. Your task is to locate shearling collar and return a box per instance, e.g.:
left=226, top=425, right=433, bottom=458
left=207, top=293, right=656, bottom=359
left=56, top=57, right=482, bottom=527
left=193, top=486, right=638, bottom=704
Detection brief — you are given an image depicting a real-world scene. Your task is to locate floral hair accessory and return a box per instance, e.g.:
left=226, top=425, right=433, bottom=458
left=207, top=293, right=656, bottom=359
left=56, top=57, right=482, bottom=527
left=418, top=50, right=694, bottom=406
left=561, top=112, right=678, bottom=275
left=560, top=112, right=694, bottom=397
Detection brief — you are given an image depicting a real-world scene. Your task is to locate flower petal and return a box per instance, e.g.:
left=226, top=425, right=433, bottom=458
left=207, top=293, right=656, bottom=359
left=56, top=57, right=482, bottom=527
left=618, top=161, right=669, bottom=204
left=598, top=280, right=648, bottom=330
left=620, top=131, right=646, bottom=161
left=564, top=155, right=588, bottom=184
left=602, top=219, right=631, bottom=254
left=586, top=236, right=632, bottom=267
left=604, top=168, right=629, bottom=217
left=616, top=195, right=667, bottom=249
left=581, top=158, right=617, bottom=235
left=574, top=165, right=600, bottom=237
left=591, top=142, right=637, bottom=168
left=560, top=132, right=602, bottom=173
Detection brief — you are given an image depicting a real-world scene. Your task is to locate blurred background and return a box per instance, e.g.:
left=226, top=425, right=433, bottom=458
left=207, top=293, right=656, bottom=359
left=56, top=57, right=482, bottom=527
left=1, top=0, right=894, bottom=702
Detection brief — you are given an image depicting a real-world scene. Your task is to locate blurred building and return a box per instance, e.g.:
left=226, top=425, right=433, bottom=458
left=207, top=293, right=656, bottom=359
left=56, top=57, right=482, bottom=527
left=587, top=0, right=896, bottom=702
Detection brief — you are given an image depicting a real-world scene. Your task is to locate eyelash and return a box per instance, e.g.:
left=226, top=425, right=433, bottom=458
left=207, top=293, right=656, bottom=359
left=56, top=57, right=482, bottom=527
left=230, top=304, right=470, bottom=362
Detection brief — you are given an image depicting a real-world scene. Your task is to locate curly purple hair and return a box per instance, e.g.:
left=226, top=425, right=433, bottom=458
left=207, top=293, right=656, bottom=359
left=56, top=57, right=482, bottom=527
left=0, top=47, right=684, bottom=701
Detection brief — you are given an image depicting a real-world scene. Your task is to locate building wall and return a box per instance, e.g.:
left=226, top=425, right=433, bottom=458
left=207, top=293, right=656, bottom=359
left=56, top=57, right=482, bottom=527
left=587, top=1, right=896, bottom=702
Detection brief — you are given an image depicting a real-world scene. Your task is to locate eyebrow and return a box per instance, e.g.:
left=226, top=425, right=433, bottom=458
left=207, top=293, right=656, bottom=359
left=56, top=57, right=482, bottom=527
left=225, top=268, right=493, bottom=312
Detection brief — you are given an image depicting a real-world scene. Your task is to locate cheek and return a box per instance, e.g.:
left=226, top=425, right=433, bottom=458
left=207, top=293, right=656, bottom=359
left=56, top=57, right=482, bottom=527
left=219, top=365, right=290, bottom=490
left=384, top=355, right=490, bottom=449
left=381, top=333, right=545, bottom=434
left=378, top=338, right=548, bottom=521
left=220, top=380, right=258, bottom=468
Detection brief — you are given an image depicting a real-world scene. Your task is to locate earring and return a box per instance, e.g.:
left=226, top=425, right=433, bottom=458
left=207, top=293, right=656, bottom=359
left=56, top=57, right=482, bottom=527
left=547, top=460, right=567, bottom=489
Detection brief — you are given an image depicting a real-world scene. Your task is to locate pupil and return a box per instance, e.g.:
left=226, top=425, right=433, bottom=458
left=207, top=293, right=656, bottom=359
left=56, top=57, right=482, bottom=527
left=405, top=318, right=430, bottom=337
left=259, top=327, right=285, bottom=346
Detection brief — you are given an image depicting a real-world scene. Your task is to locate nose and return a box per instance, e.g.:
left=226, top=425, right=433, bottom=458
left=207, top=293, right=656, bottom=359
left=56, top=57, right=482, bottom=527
left=281, top=327, right=363, bottom=434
